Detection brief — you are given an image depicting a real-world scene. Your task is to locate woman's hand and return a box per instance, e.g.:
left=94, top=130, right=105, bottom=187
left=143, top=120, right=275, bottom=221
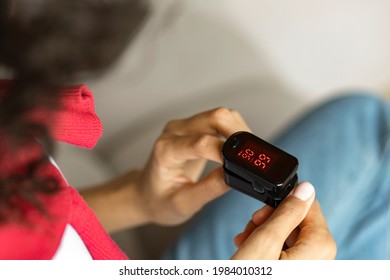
left=137, top=107, right=251, bottom=225
left=232, top=182, right=337, bottom=260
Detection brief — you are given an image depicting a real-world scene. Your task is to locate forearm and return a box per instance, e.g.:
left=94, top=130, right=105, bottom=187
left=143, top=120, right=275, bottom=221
left=80, top=169, right=151, bottom=233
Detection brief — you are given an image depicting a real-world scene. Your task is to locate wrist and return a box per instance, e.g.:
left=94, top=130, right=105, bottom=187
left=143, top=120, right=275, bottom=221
left=129, top=169, right=154, bottom=225
left=81, top=168, right=153, bottom=232
left=116, top=168, right=154, bottom=227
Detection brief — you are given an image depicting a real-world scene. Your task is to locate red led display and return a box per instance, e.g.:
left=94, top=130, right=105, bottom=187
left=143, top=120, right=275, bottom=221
left=236, top=143, right=277, bottom=171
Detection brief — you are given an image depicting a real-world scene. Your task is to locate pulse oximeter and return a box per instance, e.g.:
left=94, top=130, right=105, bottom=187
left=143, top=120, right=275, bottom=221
left=222, top=131, right=299, bottom=207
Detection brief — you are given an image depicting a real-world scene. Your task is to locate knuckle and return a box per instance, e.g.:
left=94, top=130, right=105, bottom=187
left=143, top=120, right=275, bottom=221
left=210, top=107, right=232, bottom=122
left=192, top=134, right=210, bottom=154
left=153, top=136, right=168, bottom=159
left=229, top=108, right=241, bottom=118
left=163, top=120, right=179, bottom=133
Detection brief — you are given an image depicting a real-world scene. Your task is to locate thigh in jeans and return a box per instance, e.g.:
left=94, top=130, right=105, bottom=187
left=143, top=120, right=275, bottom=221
left=165, top=94, right=390, bottom=260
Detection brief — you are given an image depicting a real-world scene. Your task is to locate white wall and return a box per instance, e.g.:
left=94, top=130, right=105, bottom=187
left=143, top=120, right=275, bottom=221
left=196, top=0, right=390, bottom=100
left=3, top=1, right=389, bottom=187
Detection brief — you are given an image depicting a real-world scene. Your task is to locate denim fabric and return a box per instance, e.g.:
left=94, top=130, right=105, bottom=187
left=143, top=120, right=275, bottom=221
left=165, top=94, right=390, bottom=260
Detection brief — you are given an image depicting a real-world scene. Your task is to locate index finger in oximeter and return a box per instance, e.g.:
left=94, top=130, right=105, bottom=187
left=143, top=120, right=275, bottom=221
left=222, top=131, right=299, bottom=208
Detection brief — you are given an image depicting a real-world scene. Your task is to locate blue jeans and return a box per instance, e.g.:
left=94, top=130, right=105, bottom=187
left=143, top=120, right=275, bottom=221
left=165, top=94, right=390, bottom=260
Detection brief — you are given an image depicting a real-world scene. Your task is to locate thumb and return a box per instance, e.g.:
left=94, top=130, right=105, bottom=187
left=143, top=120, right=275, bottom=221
left=232, top=182, right=315, bottom=259
left=172, top=167, right=230, bottom=215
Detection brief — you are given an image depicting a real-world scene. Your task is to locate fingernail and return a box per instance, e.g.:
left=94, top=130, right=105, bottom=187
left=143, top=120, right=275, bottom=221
left=292, top=182, right=314, bottom=201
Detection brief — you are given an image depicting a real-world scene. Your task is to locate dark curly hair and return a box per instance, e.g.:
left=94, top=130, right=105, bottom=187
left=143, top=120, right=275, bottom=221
left=0, top=0, right=149, bottom=223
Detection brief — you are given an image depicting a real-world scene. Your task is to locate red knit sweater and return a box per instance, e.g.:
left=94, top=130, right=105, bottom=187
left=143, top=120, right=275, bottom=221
left=0, top=80, right=128, bottom=259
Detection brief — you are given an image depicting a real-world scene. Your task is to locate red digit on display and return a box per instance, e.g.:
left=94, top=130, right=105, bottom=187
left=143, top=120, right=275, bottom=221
left=254, top=153, right=271, bottom=169
left=246, top=149, right=254, bottom=161
left=259, top=153, right=271, bottom=163
left=240, top=149, right=254, bottom=161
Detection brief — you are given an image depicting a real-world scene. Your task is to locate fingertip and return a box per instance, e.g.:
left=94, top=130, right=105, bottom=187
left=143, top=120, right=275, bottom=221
left=259, top=182, right=316, bottom=242
left=234, top=233, right=243, bottom=248
left=291, top=182, right=315, bottom=201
